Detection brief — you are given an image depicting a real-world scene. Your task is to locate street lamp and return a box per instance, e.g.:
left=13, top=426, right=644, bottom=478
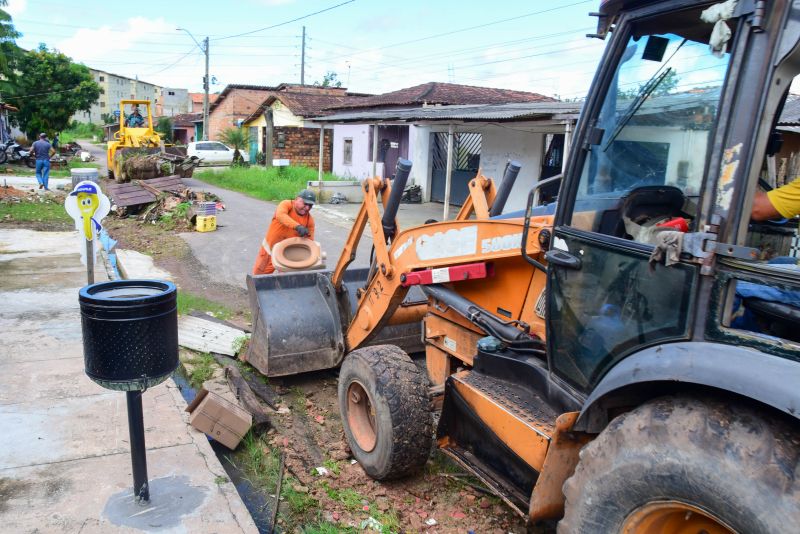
left=177, top=28, right=210, bottom=141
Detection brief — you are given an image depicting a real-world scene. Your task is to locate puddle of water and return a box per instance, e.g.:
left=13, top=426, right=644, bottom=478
left=172, top=370, right=275, bottom=534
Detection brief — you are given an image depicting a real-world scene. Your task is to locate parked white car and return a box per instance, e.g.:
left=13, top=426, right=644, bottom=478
left=186, top=141, right=237, bottom=165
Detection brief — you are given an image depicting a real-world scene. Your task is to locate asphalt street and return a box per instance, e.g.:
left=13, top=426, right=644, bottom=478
left=181, top=176, right=374, bottom=290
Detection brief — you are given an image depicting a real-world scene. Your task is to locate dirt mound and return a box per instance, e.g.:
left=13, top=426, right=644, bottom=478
left=0, top=186, right=28, bottom=199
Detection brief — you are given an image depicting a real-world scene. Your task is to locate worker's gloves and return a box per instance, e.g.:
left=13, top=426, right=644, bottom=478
left=295, top=225, right=310, bottom=237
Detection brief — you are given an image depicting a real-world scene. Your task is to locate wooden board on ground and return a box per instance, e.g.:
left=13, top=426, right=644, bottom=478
left=178, top=314, right=246, bottom=356
left=105, top=175, right=186, bottom=208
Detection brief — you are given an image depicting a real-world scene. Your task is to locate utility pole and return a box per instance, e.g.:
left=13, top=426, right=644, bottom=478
left=203, top=37, right=210, bottom=141
left=301, top=26, right=306, bottom=86
left=177, top=28, right=210, bottom=140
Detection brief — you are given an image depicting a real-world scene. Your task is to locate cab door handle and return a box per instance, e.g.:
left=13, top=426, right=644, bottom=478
left=545, top=249, right=582, bottom=270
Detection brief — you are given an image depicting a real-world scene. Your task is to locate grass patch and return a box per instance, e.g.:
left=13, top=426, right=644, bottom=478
left=235, top=432, right=283, bottom=492
left=177, top=291, right=233, bottom=320
left=319, top=483, right=399, bottom=533
left=322, top=459, right=341, bottom=476
left=194, top=166, right=342, bottom=202
left=61, top=123, right=105, bottom=144
left=184, top=352, right=215, bottom=388
left=214, top=475, right=229, bottom=485
left=0, top=199, right=72, bottom=223
left=303, top=522, right=358, bottom=534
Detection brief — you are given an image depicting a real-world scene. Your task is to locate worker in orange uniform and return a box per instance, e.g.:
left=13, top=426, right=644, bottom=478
left=252, top=189, right=317, bottom=275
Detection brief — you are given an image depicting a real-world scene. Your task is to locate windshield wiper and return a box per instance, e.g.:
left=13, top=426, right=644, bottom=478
left=602, top=37, right=687, bottom=151
left=602, top=66, right=673, bottom=152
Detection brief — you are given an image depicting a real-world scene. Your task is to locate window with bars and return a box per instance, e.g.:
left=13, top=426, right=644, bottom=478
left=343, top=138, right=353, bottom=165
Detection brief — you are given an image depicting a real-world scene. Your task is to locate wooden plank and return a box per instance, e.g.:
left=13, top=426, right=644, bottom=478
left=106, top=176, right=186, bottom=207
left=178, top=315, right=247, bottom=356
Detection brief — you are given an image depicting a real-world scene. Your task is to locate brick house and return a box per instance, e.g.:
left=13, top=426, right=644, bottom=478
left=188, top=92, right=219, bottom=113
left=241, top=85, right=368, bottom=169
left=206, top=84, right=276, bottom=141
left=170, top=112, right=202, bottom=145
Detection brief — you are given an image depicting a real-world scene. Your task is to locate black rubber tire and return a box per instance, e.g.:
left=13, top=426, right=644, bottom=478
left=338, top=344, right=433, bottom=480
left=0, top=150, right=6, bottom=164
left=559, top=395, right=800, bottom=533
left=25, top=157, right=36, bottom=169
left=107, top=169, right=113, bottom=180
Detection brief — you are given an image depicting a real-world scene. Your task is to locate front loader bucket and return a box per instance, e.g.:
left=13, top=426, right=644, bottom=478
left=246, top=268, right=425, bottom=377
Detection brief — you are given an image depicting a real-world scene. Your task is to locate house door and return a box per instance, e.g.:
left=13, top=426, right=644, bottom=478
left=430, top=132, right=481, bottom=206
left=539, top=134, right=564, bottom=204
left=249, top=127, right=258, bottom=164
left=371, top=125, right=409, bottom=178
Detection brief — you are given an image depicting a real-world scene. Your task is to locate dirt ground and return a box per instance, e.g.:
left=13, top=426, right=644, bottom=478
left=6, top=183, right=542, bottom=533
left=260, top=369, right=540, bottom=533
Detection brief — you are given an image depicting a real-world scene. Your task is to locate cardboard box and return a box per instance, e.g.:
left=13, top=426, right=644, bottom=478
left=185, top=388, right=252, bottom=449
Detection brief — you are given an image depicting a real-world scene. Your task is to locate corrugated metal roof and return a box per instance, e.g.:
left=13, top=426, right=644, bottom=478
left=312, top=101, right=583, bottom=123
left=779, top=97, right=800, bottom=126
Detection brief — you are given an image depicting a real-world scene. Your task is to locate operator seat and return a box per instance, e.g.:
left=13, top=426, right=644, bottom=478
left=607, top=185, right=686, bottom=238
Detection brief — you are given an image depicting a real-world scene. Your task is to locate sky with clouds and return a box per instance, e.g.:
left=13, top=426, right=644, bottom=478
left=6, top=0, right=610, bottom=99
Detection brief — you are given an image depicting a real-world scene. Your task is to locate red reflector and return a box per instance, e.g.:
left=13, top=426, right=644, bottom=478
left=401, top=262, right=491, bottom=287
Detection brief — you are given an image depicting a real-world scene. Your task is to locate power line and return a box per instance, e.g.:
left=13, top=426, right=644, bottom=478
left=212, top=0, right=356, bottom=41
left=321, top=0, right=592, bottom=63
left=144, top=47, right=198, bottom=76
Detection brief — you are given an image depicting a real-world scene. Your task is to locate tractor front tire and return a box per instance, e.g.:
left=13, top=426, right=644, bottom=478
left=559, top=395, right=800, bottom=533
left=338, top=345, right=432, bottom=480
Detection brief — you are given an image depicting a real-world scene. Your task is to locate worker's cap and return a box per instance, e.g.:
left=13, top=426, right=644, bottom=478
left=297, top=189, right=316, bottom=205
left=38, top=132, right=46, bottom=138
left=70, top=182, right=99, bottom=196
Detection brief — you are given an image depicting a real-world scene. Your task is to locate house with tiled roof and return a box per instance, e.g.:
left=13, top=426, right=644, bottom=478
left=329, top=81, right=554, bottom=110
left=169, top=112, right=202, bottom=145
left=203, top=84, right=278, bottom=141
left=319, top=82, right=560, bottom=206
left=240, top=85, right=370, bottom=168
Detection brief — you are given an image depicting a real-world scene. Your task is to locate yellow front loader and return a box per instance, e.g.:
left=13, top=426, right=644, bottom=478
left=106, top=99, right=164, bottom=183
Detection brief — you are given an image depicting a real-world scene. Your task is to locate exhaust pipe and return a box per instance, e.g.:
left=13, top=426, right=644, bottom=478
left=381, top=158, right=412, bottom=241
left=489, top=160, right=522, bottom=217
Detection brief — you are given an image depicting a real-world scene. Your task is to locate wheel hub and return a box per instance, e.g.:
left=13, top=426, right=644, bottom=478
left=622, top=501, right=736, bottom=534
left=346, top=381, right=377, bottom=453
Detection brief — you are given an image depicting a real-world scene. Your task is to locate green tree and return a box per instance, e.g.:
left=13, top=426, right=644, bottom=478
left=0, top=0, right=21, bottom=97
left=314, top=71, right=342, bottom=88
left=155, top=116, right=173, bottom=142
left=12, top=45, right=101, bottom=139
left=218, top=127, right=250, bottom=166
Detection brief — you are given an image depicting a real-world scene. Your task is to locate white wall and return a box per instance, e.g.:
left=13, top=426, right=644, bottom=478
left=332, top=124, right=381, bottom=180
left=409, top=125, right=431, bottom=197
left=479, top=125, right=545, bottom=213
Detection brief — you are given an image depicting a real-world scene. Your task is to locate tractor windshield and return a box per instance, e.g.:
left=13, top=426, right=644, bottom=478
left=570, top=5, right=734, bottom=241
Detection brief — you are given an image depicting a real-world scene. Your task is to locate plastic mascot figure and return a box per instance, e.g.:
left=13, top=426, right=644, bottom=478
left=65, top=181, right=110, bottom=266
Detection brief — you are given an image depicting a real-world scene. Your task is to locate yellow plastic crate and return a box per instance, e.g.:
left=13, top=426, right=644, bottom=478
left=196, top=215, right=217, bottom=232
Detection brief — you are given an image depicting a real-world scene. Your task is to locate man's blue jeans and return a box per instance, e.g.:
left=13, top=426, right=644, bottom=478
left=35, top=159, right=50, bottom=190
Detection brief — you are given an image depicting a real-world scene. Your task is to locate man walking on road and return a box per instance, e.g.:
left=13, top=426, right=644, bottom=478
left=252, top=189, right=316, bottom=275
left=32, top=132, right=52, bottom=190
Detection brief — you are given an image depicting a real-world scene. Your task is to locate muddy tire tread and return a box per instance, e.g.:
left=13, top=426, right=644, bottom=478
left=559, top=394, right=800, bottom=533
left=340, top=344, right=432, bottom=479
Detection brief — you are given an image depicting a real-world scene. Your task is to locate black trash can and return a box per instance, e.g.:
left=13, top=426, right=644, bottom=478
left=80, top=279, right=178, bottom=391
left=79, top=279, right=178, bottom=504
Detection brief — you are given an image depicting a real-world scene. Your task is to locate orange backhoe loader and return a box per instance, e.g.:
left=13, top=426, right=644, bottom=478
left=247, top=1, right=800, bottom=531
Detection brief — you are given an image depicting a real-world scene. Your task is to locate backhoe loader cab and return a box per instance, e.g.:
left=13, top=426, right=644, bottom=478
left=247, top=1, right=800, bottom=531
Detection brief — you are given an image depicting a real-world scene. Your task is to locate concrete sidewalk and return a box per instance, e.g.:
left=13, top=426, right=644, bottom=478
left=0, top=229, right=256, bottom=533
